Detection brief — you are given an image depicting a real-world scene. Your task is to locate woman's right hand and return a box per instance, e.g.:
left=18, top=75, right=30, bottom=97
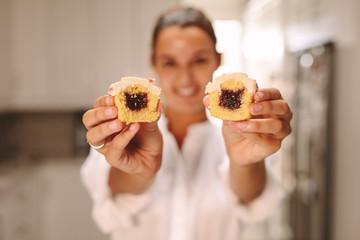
left=82, top=95, right=163, bottom=178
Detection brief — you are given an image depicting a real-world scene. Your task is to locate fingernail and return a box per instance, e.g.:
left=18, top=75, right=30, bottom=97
left=109, top=121, right=119, bottom=130
left=257, top=91, right=264, bottom=100
left=236, top=121, right=248, bottom=130
left=203, top=96, right=210, bottom=106
left=105, top=96, right=112, bottom=105
left=129, top=123, right=137, bottom=131
left=253, top=103, right=262, bottom=112
left=105, top=108, right=114, bottom=116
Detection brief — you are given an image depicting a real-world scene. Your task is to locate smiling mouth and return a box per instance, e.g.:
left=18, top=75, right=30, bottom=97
left=176, top=87, right=197, bottom=97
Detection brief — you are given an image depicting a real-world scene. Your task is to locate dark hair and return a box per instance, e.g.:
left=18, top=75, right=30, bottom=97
left=151, top=6, right=217, bottom=54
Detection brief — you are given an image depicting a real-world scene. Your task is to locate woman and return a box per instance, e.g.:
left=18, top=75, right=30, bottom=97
left=81, top=6, right=292, bottom=240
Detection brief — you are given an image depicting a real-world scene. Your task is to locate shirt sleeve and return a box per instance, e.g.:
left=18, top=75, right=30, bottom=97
left=80, top=148, right=153, bottom=233
left=219, top=156, right=285, bottom=224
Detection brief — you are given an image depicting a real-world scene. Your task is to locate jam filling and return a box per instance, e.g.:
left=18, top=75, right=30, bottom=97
left=125, top=92, right=148, bottom=111
left=219, top=89, right=243, bottom=110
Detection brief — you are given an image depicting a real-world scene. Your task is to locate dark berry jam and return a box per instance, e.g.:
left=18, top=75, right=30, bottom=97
left=219, top=89, right=243, bottom=110
left=125, top=92, right=148, bottom=111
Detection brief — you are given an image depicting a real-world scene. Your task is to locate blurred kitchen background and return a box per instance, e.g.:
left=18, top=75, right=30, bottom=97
left=0, top=0, right=359, bottom=239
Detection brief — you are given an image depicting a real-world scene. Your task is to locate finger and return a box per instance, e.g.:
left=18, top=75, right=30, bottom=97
left=254, top=88, right=283, bottom=102
left=83, top=106, right=118, bottom=129
left=86, top=119, right=125, bottom=146
left=250, top=99, right=293, bottom=121
left=231, top=118, right=292, bottom=137
left=93, top=95, right=115, bottom=108
left=240, top=132, right=282, bottom=152
left=203, top=95, right=210, bottom=108
left=157, top=100, right=164, bottom=114
left=140, top=121, right=161, bottom=136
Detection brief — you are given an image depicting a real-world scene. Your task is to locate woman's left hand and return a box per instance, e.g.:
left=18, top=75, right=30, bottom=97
left=208, top=88, right=293, bottom=166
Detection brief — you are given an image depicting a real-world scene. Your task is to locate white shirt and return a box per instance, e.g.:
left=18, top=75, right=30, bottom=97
left=81, top=117, right=284, bottom=240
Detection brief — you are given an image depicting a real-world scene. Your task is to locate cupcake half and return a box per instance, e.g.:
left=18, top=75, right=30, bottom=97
left=108, top=77, right=161, bottom=124
left=205, top=73, right=258, bottom=121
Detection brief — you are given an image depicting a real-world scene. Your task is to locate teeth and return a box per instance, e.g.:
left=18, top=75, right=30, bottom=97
left=177, top=87, right=196, bottom=97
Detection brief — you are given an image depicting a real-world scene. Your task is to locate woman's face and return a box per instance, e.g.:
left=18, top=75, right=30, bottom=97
left=152, top=26, right=220, bottom=114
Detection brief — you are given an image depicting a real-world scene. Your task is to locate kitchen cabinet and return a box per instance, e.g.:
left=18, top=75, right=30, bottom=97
left=0, top=167, right=42, bottom=240
left=0, top=0, right=11, bottom=111
left=39, top=160, right=107, bottom=240
left=6, top=0, right=177, bottom=110
left=0, top=160, right=107, bottom=240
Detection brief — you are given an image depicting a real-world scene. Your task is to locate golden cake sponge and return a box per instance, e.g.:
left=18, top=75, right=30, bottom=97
left=108, top=77, right=161, bottom=124
left=205, top=73, right=258, bottom=121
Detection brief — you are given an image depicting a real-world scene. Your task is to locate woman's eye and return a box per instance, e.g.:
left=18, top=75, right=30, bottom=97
left=163, top=61, right=175, bottom=67
left=195, top=58, right=207, bottom=64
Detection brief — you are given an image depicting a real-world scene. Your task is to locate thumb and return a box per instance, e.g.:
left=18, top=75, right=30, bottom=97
left=138, top=121, right=163, bottom=152
left=222, top=120, right=246, bottom=142
left=111, top=123, right=141, bottom=152
left=140, top=121, right=161, bottom=136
